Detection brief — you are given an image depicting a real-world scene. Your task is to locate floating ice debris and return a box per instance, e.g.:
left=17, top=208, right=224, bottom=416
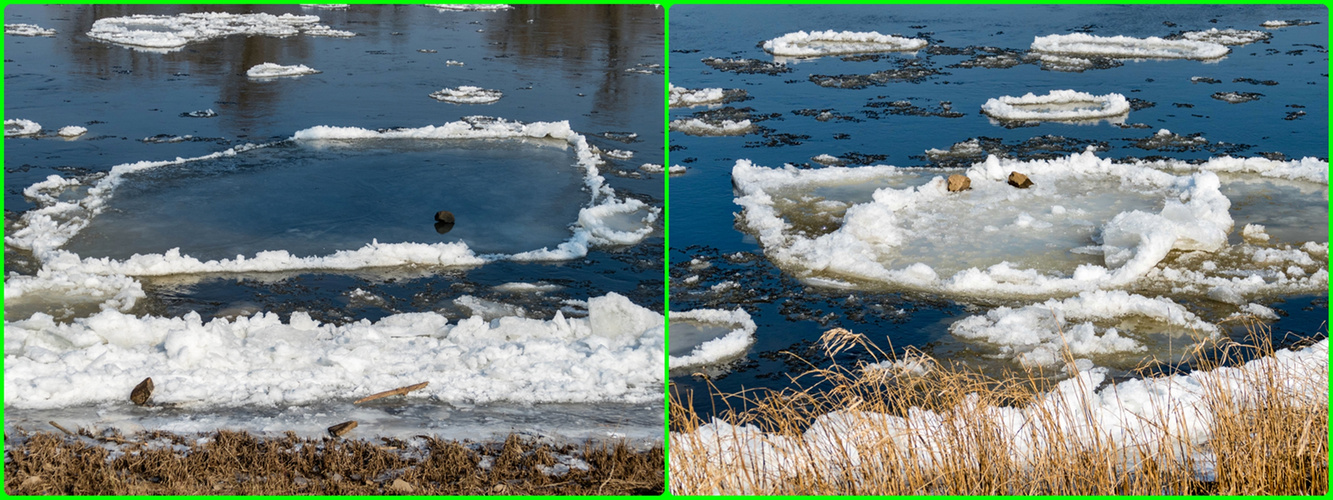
left=701, top=57, right=791, bottom=75
left=182, top=109, right=217, bottom=118
left=671, top=339, right=1328, bottom=488
left=602, top=149, right=634, bottom=160
left=1190, top=76, right=1222, bottom=84
left=246, top=62, right=321, bottom=79
left=760, top=30, right=926, bottom=58
left=1178, top=28, right=1271, bottom=46
left=731, top=151, right=1328, bottom=300
left=1211, top=91, right=1262, bottom=103
left=87, top=12, right=354, bottom=52
left=299, top=4, right=350, bottom=9
left=417, top=48, right=438, bottom=53
left=4, top=119, right=42, bottom=137
left=1031, top=33, right=1229, bottom=60
left=5, top=23, right=56, bottom=36
left=625, top=63, right=663, bottom=75
left=951, top=290, right=1218, bottom=367
left=445, top=59, right=464, bottom=66
left=142, top=134, right=193, bottom=143
left=1261, top=19, right=1318, bottom=28
left=812, top=154, right=844, bottom=166
left=669, top=118, right=753, bottom=136
left=424, top=4, right=514, bottom=11
left=669, top=84, right=746, bottom=108
left=669, top=307, right=757, bottom=370
left=1031, top=53, right=1123, bottom=72
left=429, top=86, right=503, bottom=104
left=1132, top=128, right=1208, bottom=151
left=493, top=282, right=561, bottom=293
left=981, top=90, right=1130, bottom=123
left=924, top=138, right=986, bottom=162
left=640, top=163, right=687, bottom=175
left=4, top=292, right=664, bottom=409
left=1241, top=223, right=1271, bottom=243
left=57, top=126, right=87, bottom=138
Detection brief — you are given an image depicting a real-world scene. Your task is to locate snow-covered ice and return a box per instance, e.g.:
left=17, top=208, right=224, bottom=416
left=669, top=118, right=753, bottom=136
left=640, top=163, right=687, bottom=175
left=86, top=12, right=353, bottom=52
left=1179, top=28, right=1271, bottom=46
left=5, top=119, right=42, bottom=137
left=56, top=126, right=87, bottom=138
left=1031, top=33, right=1229, bottom=60
left=981, top=90, right=1130, bottom=123
left=246, top=62, right=321, bottom=79
left=429, top=86, right=504, bottom=104
left=669, top=308, right=757, bottom=371
left=669, top=85, right=743, bottom=108
left=5, top=23, right=56, bottom=36
left=424, top=4, right=514, bottom=11
left=761, top=30, right=926, bottom=58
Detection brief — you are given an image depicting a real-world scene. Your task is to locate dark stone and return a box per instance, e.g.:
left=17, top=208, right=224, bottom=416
left=130, top=377, right=153, bottom=406
left=1008, top=171, right=1034, bottom=189
left=434, top=221, right=455, bottom=234
left=434, top=211, right=455, bottom=224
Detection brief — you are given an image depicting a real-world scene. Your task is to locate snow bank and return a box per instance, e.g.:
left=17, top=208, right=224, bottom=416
left=1031, top=33, right=1228, bottom=60
left=87, top=12, right=353, bottom=51
left=981, top=90, right=1130, bottom=122
left=429, top=86, right=503, bottom=104
left=731, top=151, right=1327, bottom=300
left=246, top=62, right=321, bottom=78
left=761, top=30, right=926, bottom=57
left=4, top=293, right=664, bottom=409
left=5, top=119, right=42, bottom=137
left=671, top=339, right=1328, bottom=490
left=669, top=308, right=757, bottom=370
left=669, top=118, right=752, bottom=136
left=5, top=23, right=56, bottom=36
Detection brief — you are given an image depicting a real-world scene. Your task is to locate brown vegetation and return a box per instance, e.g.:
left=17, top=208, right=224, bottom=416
left=5, top=430, right=663, bottom=495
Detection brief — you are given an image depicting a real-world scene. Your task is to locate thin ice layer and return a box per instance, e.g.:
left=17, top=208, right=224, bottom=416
left=761, top=30, right=926, bottom=57
left=669, top=307, right=757, bottom=370
left=429, top=86, right=503, bottom=104
left=670, top=339, right=1328, bottom=491
left=950, top=290, right=1218, bottom=367
left=86, top=12, right=353, bottom=51
left=4, top=293, right=664, bottom=409
left=981, top=90, right=1130, bottom=122
left=732, top=151, right=1328, bottom=300
left=246, top=62, right=321, bottom=78
left=1031, top=33, right=1229, bottom=60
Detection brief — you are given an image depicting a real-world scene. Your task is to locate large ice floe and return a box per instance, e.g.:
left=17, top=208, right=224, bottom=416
left=669, top=118, right=753, bottom=136
left=669, top=307, right=757, bottom=371
left=761, top=30, right=926, bottom=58
left=4, top=292, right=664, bottom=409
left=429, top=86, right=504, bottom=104
left=731, top=150, right=1328, bottom=301
left=246, top=62, right=321, bottom=79
left=4, top=119, right=42, bottom=137
left=4, top=117, right=658, bottom=318
left=1030, top=33, right=1229, bottom=60
left=670, top=338, right=1328, bottom=492
left=86, top=12, right=354, bottom=52
left=981, top=90, right=1130, bottom=124
left=669, top=84, right=745, bottom=109
left=5, top=23, right=56, bottom=36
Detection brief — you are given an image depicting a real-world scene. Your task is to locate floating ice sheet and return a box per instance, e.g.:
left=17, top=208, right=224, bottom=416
left=86, top=12, right=354, bottom=52
left=731, top=151, right=1328, bottom=300
left=424, top=4, right=514, bottom=11
left=1179, top=28, right=1271, bottom=46
left=246, top=62, right=321, bottom=79
left=430, top=86, right=504, bottom=104
left=671, top=339, right=1328, bottom=490
left=4, top=292, right=664, bottom=409
left=5, top=23, right=56, bottom=36
left=669, top=118, right=753, bottom=136
left=5, top=119, right=42, bottom=137
left=56, top=126, right=87, bottom=138
left=669, top=84, right=745, bottom=108
left=761, top=30, right=926, bottom=58
left=981, top=90, right=1130, bottom=123
left=1031, top=33, right=1228, bottom=60
left=669, top=307, right=757, bottom=371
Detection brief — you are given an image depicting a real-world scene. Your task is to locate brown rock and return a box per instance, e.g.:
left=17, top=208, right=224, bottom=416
left=328, top=420, right=358, bottom=438
left=434, top=210, right=455, bottom=224
left=389, top=478, right=415, bottom=493
left=1008, top=171, right=1033, bottom=189
left=130, top=377, right=153, bottom=406
left=946, top=174, right=971, bottom=192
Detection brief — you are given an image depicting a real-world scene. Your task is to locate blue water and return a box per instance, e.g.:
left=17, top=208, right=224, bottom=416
left=668, top=4, right=1328, bottom=414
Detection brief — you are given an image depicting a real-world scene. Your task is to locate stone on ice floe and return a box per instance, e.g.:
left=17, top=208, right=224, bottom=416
left=946, top=174, right=971, bottom=192
left=1007, top=171, right=1033, bottom=189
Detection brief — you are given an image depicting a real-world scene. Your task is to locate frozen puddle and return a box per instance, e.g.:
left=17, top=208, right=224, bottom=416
left=1031, top=33, right=1229, bottom=60
left=732, top=151, right=1328, bottom=300
left=761, top=30, right=926, bottom=58
left=87, top=12, right=354, bottom=52
left=246, top=62, right=321, bottom=79
left=668, top=308, right=756, bottom=372
left=982, top=90, right=1130, bottom=124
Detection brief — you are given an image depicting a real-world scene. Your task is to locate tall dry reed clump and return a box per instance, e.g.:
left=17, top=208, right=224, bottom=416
left=669, top=323, right=1328, bottom=495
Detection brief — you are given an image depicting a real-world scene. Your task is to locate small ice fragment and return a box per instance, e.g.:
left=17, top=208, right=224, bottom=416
left=5, top=119, right=42, bottom=137
left=429, top=86, right=503, bottom=104
left=57, top=126, right=87, bottom=138
left=981, top=89, right=1130, bottom=122
left=246, top=63, right=321, bottom=79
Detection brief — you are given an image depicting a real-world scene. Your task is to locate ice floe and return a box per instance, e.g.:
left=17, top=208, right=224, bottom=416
left=56, top=126, right=87, bottom=138
left=669, top=118, right=753, bottom=136
left=5, top=23, right=56, bottom=36
left=669, top=84, right=745, bottom=108
left=1261, top=19, right=1319, bottom=28
left=669, top=308, right=757, bottom=371
left=246, top=62, right=321, bottom=79
left=731, top=150, right=1328, bottom=300
left=761, top=30, right=926, bottom=58
left=640, top=163, right=687, bottom=175
left=5, top=119, right=42, bottom=137
left=1211, top=91, right=1262, bottom=103
left=671, top=338, right=1328, bottom=491
left=1178, top=28, right=1271, bottom=46
left=981, top=90, right=1130, bottom=123
left=86, top=12, right=354, bottom=52
left=4, top=292, right=664, bottom=409
left=429, top=86, right=504, bottom=104
left=424, top=4, right=514, bottom=11
left=1031, top=33, right=1229, bottom=60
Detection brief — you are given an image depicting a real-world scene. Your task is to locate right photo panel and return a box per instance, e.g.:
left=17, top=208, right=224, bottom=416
left=668, top=4, right=1329, bottom=495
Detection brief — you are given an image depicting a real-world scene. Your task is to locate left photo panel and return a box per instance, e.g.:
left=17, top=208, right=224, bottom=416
left=3, top=4, right=665, bottom=495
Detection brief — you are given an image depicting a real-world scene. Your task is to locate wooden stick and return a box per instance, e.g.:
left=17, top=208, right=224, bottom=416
left=48, top=421, right=74, bottom=436
left=353, top=382, right=428, bottom=404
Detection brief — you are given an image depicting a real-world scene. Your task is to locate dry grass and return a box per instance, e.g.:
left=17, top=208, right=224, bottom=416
left=669, top=323, right=1328, bottom=495
left=4, top=430, right=663, bottom=495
